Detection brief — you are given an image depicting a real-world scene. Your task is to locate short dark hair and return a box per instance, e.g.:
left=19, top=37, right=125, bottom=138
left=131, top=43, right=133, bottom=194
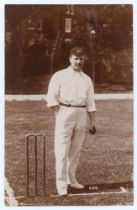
left=69, top=47, right=85, bottom=57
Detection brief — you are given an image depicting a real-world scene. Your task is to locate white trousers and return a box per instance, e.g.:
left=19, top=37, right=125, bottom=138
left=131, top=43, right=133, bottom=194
left=54, top=106, right=87, bottom=194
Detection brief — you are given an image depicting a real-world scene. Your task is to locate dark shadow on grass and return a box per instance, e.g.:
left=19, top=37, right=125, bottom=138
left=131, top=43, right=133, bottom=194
left=67, top=181, right=133, bottom=194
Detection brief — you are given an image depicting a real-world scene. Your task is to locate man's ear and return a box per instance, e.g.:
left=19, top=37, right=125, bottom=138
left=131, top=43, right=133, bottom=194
left=69, top=56, right=72, bottom=63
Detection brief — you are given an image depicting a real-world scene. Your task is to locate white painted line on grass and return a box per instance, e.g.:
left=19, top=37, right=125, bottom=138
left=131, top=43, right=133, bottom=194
left=5, top=94, right=46, bottom=101
left=120, top=186, right=128, bottom=193
left=5, top=93, right=133, bottom=101
left=95, top=93, right=133, bottom=100
left=19, top=202, right=133, bottom=206
left=5, top=177, right=18, bottom=206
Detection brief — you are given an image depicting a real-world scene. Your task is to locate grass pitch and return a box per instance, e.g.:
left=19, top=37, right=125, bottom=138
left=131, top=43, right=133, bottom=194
left=5, top=99, right=133, bottom=206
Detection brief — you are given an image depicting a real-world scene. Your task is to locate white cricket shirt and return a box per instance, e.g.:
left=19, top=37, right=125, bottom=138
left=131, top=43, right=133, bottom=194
left=46, top=66, right=96, bottom=112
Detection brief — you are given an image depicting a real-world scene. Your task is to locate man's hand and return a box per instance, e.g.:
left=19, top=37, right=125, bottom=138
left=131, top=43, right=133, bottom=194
left=87, top=111, right=96, bottom=135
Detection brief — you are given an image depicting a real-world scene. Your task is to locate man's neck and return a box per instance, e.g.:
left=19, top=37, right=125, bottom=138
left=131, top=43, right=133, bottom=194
left=69, top=66, right=82, bottom=72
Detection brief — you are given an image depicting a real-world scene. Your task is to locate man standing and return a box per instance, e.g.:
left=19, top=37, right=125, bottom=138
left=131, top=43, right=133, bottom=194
left=47, top=47, right=96, bottom=196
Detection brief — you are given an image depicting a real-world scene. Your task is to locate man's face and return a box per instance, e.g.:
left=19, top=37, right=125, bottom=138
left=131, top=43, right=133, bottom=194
left=69, top=55, right=85, bottom=71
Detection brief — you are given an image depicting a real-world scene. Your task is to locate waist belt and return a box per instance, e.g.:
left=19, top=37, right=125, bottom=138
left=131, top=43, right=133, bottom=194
left=59, top=102, right=86, bottom=108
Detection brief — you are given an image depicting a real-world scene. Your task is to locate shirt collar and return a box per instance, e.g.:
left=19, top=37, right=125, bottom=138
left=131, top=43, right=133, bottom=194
left=67, top=66, right=83, bottom=73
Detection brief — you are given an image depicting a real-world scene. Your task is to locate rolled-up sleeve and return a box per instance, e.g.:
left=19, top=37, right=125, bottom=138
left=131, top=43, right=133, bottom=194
left=86, top=78, right=96, bottom=112
left=46, top=73, right=60, bottom=107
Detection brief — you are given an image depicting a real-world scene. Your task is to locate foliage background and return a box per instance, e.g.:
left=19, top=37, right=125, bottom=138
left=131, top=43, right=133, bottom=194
left=5, top=4, right=133, bottom=94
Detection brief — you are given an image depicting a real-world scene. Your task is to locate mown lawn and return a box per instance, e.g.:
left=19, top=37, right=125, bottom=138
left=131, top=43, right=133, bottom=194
left=5, top=99, right=133, bottom=206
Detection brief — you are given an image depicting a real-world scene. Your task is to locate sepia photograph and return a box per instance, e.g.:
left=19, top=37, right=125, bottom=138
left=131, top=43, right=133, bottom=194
left=4, top=2, right=134, bottom=207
